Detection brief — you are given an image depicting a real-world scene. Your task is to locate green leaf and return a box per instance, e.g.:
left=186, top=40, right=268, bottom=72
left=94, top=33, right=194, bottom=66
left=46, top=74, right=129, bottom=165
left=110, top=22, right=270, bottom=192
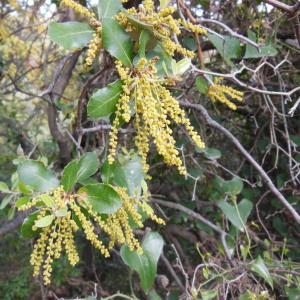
left=124, top=12, right=154, bottom=31
left=0, top=195, right=13, bottom=210
left=40, top=194, right=55, bottom=207
left=138, top=30, right=151, bottom=58
left=113, top=155, right=145, bottom=196
left=21, top=211, right=39, bottom=238
left=35, top=215, right=55, bottom=228
left=82, top=183, right=122, bottom=214
left=55, top=208, right=68, bottom=217
left=48, top=21, right=94, bottom=50
left=18, top=160, right=59, bottom=193
left=160, top=0, right=171, bottom=9
left=120, top=232, right=164, bottom=292
left=98, top=0, right=122, bottom=19
left=196, top=76, right=209, bottom=95
left=62, top=152, right=100, bottom=192
left=0, top=182, right=9, bottom=193
left=61, top=160, right=79, bottom=192
left=207, top=33, right=241, bottom=66
left=203, top=148, right=222, bottom=160
left=218, top=198, right=253, bottom=231
left=200, top=289, right=218, bottom=300
left=285, top=287, right=300, bottom=300
left=214, top=176, right=243, bottom=195
left=102, top=18, right=133, bottom=67
left=244, top=30, right=277, bottom=58
left=87, top=80, right=122, bottom=118
left=16, top=196, right=30, bottom=208
left=101, top=160, right=116, bottom=184
left=77, top=152, right=100, bottom=182
left=195, top=76, right=209, bottom=94
left=171, top=58, right=191, bottom=76
left=250, top=256, right=273, bottom=288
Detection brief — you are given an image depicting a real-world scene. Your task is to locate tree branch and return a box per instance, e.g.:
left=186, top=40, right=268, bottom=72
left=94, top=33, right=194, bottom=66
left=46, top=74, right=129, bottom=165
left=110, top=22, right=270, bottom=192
left=151, top=198, right=233, bottom=262
left=179, top=101, right=300, bottom=224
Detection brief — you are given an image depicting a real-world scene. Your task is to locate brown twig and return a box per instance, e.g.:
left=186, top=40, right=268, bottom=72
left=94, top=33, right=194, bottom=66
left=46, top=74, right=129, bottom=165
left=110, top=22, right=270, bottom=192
left=179, top=101, right=300, bottom=224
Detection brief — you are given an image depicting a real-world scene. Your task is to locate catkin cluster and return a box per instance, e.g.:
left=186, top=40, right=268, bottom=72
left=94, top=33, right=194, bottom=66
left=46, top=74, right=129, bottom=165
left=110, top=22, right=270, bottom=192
left=116, top=0, right=207, bottom=58
left=60, top=0, right=102, bottom=67
left=208, top=77, right=243, bottom=110
left=108, top=58, right=205, bottom=175
left=19, top=185, right=163, bottom=285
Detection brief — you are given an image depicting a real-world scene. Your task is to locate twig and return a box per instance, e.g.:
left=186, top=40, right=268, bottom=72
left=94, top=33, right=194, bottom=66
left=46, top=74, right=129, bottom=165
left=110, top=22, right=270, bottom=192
left=151, top=198, right=233, bottom=261
left=161, top=254, right=186, bottom=292
left=179, top=101, right=300, bottom=224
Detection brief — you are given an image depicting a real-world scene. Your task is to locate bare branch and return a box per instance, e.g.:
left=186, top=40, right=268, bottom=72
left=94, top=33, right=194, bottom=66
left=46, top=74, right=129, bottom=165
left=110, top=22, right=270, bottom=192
left=179, top=101, right=300, bottom=224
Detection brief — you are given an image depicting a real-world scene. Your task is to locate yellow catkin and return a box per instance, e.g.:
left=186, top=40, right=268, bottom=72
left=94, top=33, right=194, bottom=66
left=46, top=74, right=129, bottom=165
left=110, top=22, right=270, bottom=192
left=207, top=77, right=243, bottom=110
left=20, top=184, right=164, bottom=285
left=108, top=58, right=205, bottom=175
left=61, top=0, right=102, bottom=66
left=60, top=0, right=95, bottom=20
left=116, top=0, right=206, bottom=58
left=85, top=27, right=102, bottom=67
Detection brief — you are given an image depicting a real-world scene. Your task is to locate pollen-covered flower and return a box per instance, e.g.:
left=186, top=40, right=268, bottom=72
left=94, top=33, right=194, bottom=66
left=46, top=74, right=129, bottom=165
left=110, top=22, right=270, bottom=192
left=115, top=0, right=206, bottom=59
left=207, top=77, right=244, bottom=110
left=108, top=58, right=205, bottom=175
left=60, top=0, right=102, bottom=67
left=18, top=184, right=164, bottom=285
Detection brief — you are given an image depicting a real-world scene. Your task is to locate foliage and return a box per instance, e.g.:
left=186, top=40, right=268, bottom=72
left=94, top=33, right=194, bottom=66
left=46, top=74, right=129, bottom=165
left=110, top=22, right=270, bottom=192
left=0, top=0, right=300, bottom=299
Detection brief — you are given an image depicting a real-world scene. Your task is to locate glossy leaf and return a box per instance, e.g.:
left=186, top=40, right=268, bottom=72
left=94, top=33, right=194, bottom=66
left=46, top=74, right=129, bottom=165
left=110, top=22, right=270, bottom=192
left=82, top=183, right=122, bottom=214
left=113, top=155, right=145, bottom=196
left=62, top=152, right=100, bottom=191
left=214, top=176, right=243, bottom=195
left=15, top=196, right=30, bottom=208
left=195, top=76, right=209, bottom=94
left=244, top=30, right=277, bottom=58
left=87, top=80, right=122, bottom=118
left=18, top=160, right=59, bottom=193
left=171, top=58, right=191, bottom=76
left=61, top=160, right=79, bottom=192
left=21, top=211, right=39, bottom=238
left=160, top=0, right=171, bottom=9
left=0, top=195, right=13, bottom=210
left=250, top=256, right=273, bottom=288
left=120, top=232, right=164, bottom=292
left=207, top=33, right=241, bottom=66
left=98, top=0, right=122, bottom=19
left=218, top=199, right=253, bottom=231
left=35, top=215, right=55, bottom=228
left=138, top=30, right=151, bottom=58
left=203, top=148, right=222, bottom=160
left=102, top=18, right=133, bottom=67
left=0, top=182, right=9, bottom=193
left=48, top=21, right=94, bottom=50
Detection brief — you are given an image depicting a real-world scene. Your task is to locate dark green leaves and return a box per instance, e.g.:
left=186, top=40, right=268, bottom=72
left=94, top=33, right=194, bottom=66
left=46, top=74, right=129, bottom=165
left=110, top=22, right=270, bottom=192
left=48, top=22, right=94, bottom=50
left=195, top=76, right=209, bottom=94
left=207, top=33, right=241, bottom=66
left=98, top=0, right=122, bottom=19
left=102, top=155, right=145, bottom=196
left=250, top=256, right=273, bottom=288
left=21, top=211, right=39, bottom=238
left=120, top=232, right=164, bottom=292
left=35, top=215, right=55, bottom=228
left=102, top=19, right=133, bottom=66
left=218, top=198, right=253, bottom=231
left=214, top=176, right=244, bottom=196
left=87, top=80, right=122, bottom=118
left=18, top=160, right=59, bottom=193
left=62, top=152, right=100, bottom=192
left=81, top=183, right=122, bottom=214
left=244, top=30, right=277, bottom=59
